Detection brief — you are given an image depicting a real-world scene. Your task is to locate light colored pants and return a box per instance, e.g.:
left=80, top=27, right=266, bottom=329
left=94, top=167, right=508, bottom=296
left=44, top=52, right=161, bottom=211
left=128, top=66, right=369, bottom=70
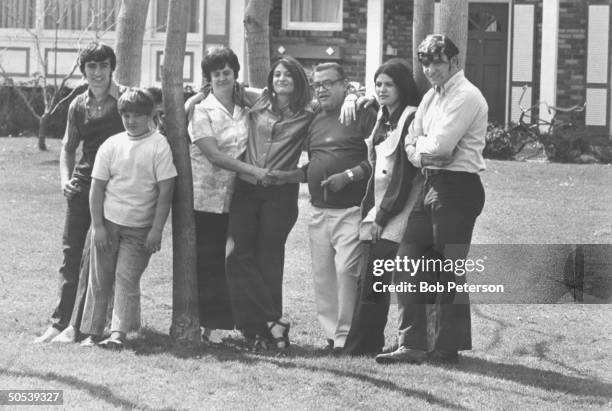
left=309, top=206, right=363, bottom=348
left=80, top=220, right=150, bottom=336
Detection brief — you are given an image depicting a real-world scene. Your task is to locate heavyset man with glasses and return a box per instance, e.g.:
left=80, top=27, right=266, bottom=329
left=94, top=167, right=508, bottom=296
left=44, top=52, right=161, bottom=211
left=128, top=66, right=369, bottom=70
left=302, top=62, right=377, bottom=351
left=376, top=35, right=487, bottom=365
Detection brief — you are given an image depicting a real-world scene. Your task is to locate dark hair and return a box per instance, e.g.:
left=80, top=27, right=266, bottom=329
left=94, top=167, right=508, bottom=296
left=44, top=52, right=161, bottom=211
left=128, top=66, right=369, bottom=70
left=117, top=88, right=154, bottom=115
left=417, top=34, right=460, bottom=63
left=267, top=55, right=312, bottom=112
left=313, top=62, right=345, bottom=79
left=374, top=58, right=421, bottom=109
left=144, top=86, right=163, bottom=105
left=78, top=42, right=116, bottom=75
left=201, top=46, right=240, bottom=83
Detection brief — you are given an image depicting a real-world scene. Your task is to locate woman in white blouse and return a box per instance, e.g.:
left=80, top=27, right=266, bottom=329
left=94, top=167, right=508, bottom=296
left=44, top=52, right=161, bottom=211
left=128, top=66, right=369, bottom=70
left=188, top=47, right=269, bottom=343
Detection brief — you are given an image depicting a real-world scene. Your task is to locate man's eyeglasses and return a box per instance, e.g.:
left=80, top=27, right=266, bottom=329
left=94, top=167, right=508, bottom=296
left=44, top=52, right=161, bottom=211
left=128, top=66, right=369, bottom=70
left=311, top=78, right=344, bottom=91
left=417, top=52, right=449, bottom=68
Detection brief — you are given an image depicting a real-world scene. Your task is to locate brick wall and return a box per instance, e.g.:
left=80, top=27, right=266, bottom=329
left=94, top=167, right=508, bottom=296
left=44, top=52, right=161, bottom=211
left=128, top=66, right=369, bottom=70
left=382, top=0, right=413, bottom=71
left=269, top=0, right=369, bottom=82
left=556, top=0, right=588, bottom=113
left=269, top=0, right=413, bottom=85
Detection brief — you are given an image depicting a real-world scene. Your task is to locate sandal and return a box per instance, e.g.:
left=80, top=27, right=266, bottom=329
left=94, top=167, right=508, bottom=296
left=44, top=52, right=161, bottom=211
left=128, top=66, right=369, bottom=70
left=99, top=336, right=124, bottom=351
left=267, top=320, right=290, bottom=349
left=252, top=335, right=269, bottom=351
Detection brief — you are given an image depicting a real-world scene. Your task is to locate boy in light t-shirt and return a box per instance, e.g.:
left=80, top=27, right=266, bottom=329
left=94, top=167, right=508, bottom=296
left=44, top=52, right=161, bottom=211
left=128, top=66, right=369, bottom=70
left=79, top=88, right=177, bottom=349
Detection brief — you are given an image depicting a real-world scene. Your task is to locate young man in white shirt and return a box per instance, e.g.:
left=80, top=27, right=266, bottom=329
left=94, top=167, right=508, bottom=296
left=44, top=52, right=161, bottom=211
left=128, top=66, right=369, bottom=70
left=376, top=34, right=488, bottom=365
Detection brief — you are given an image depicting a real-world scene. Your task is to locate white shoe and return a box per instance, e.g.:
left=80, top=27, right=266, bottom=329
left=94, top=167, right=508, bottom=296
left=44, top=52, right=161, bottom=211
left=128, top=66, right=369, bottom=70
left=33, top=326, right=61, bottom=344
left=51, top=325, right=76, bottom=343
left=201, top=328, right=224, bottom=344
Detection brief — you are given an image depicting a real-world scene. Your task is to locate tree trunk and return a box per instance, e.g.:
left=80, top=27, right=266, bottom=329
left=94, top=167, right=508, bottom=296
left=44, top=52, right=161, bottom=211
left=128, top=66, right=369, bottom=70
left=162, top=0, right=200, bottom=345
left=38, top=112, right=48, bottom=151
left=412, top=0, right=435, bottom=95
left=114, top=0, right=149, bottom=86
left=244, top=0, right=272, bottom=87
left=439, top=0, right=469, bottom=71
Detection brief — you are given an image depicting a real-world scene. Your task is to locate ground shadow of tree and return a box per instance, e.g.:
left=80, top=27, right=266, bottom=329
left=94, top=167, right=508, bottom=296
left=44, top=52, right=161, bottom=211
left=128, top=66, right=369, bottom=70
left=0, top=368, right=173, bottom=410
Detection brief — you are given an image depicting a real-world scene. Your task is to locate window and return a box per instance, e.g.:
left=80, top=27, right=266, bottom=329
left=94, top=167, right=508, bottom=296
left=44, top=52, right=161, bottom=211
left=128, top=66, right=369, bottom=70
left=0, top=0, right=36, bottom=29
left=469, top=9, right=501, bottom=32
left=157, top=0, right=199, bottom=33
left=43, top=0, right=120, bottom=31
left=282, top=0, right=342, bottom=31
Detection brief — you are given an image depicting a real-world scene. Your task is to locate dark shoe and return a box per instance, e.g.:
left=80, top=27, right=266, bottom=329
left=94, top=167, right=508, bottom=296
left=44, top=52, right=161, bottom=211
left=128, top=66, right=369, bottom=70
left=375, top=346, right=427, bottom=364
left=427, top=349, right=459, bottom=364
left=320, top=339, right=334, bottom=352
left=267, top=320, right=290, bottom=350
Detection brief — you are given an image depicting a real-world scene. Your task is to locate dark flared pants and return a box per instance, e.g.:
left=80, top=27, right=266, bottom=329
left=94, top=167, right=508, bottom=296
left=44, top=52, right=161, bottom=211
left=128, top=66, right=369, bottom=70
left=195, top=211, right=234, bottom=329
left=344, top=240, right=398, bottom=356
left=395, top=171, right=485, bottom=352
left=51, top=188, right=91, bottom=331
left=226, top=180, right=299, bottom=336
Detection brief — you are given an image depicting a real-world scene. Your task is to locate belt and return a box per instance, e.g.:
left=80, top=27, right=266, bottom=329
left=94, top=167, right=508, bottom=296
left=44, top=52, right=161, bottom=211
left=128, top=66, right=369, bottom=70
left=421, top=168, right=476, bottom=178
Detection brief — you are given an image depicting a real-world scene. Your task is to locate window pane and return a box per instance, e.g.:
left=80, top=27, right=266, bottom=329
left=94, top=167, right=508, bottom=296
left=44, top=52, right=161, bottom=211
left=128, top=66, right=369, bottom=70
left=43, top=0, right=119, bottom=30
left=290, top=0, right=340, bottom=23
left=205, top=0, right=224, bottom=35
left=0, top=0, right=36, bottom=28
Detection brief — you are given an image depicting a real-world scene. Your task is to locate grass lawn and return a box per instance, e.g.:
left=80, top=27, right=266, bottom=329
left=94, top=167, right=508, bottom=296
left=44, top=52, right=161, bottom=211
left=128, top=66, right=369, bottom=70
left=1, top=137, right=611, bottom=410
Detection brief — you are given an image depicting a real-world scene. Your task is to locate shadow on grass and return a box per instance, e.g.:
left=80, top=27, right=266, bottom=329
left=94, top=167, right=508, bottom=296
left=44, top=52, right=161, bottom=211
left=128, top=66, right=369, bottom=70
left=0, top=368, right=173, bottom=411
left=457, top=356, right=612, bottom=402
left=472, top=306, right=514, bottom=351
left=263, top=358, right=470, bottom=410
left=129, top=327, right=336, bottom=363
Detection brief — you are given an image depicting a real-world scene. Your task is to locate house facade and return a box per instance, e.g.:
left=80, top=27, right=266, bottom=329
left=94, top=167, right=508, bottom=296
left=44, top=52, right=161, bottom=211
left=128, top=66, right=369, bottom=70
left=0, top=0, right=610, bottom=136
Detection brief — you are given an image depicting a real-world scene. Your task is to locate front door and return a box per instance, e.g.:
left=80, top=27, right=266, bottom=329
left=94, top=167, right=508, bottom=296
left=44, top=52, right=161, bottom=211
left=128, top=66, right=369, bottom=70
left=465, top=3, right=508, bottom=124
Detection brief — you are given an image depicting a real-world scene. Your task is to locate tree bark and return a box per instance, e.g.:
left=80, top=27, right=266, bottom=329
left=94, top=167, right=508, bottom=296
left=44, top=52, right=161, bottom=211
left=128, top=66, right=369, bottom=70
left=114, top=0, right=149, bottom=86
left=37, top=113, right=48, bottom=151
left=412, top=0, right=435, bottom=95
left=244, top=0, right=272, bottom=87
left=439, top=0, right=469, bottom=70
left=162, top=0, right=200, bottom=345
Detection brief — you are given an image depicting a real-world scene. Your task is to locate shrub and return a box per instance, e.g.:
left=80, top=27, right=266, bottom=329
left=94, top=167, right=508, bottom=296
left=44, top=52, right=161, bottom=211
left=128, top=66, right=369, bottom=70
left=483, top=123, right=528, bottom=160
left=0, top=85, right=74, bottom=138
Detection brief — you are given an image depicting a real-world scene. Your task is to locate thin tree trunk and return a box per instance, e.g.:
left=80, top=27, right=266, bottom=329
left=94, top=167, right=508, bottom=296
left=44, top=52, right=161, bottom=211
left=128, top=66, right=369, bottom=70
left=114, top=0, right=149, bottom=86
left=412, top=0, right=435, bottom=95
left=162, top=0, right=200, bottom=344
left=439, top=0, right=468, bottom=70
left=38, top=112, right=48, bottom=151
left=244, top=0, right=272, bottom=87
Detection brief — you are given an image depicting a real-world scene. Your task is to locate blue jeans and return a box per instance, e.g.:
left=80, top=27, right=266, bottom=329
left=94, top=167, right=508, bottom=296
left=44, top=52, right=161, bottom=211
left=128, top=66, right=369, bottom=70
left=80, top=220, right=150, bottom=336
left=226, top=180, right=299, bottom=336
left=51, top=188, right=91, bottom=331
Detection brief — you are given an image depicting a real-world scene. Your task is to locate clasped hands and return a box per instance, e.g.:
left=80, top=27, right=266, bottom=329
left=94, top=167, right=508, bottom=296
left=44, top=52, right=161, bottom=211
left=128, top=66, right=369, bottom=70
left=256, top=169, right=300, bottom=187
left=255, top=169, right=350, bottom=192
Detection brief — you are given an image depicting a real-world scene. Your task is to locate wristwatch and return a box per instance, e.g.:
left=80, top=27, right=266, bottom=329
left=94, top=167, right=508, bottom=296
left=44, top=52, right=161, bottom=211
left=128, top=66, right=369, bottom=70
left=345, top=169, right=355, bottom=181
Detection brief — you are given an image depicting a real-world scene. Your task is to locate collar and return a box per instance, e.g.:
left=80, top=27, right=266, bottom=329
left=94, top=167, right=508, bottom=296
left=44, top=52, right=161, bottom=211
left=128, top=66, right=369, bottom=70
left=434, top=70, right=464, bottom=96
left=200, top=93, right=237, bottom=116
left=381, top=104, right=404, bottom=129
left=86, top=79, right=122, bottom=103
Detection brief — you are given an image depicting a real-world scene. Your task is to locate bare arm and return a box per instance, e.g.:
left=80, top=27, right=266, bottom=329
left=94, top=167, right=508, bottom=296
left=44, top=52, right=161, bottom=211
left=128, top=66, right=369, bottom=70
left=60, top=99, right=81, bottom=198
left=90, top=178, right=111, bottom=253
left=193, top=138, right=268, bottom=181
left=144, top=178, right=175, bottom=253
